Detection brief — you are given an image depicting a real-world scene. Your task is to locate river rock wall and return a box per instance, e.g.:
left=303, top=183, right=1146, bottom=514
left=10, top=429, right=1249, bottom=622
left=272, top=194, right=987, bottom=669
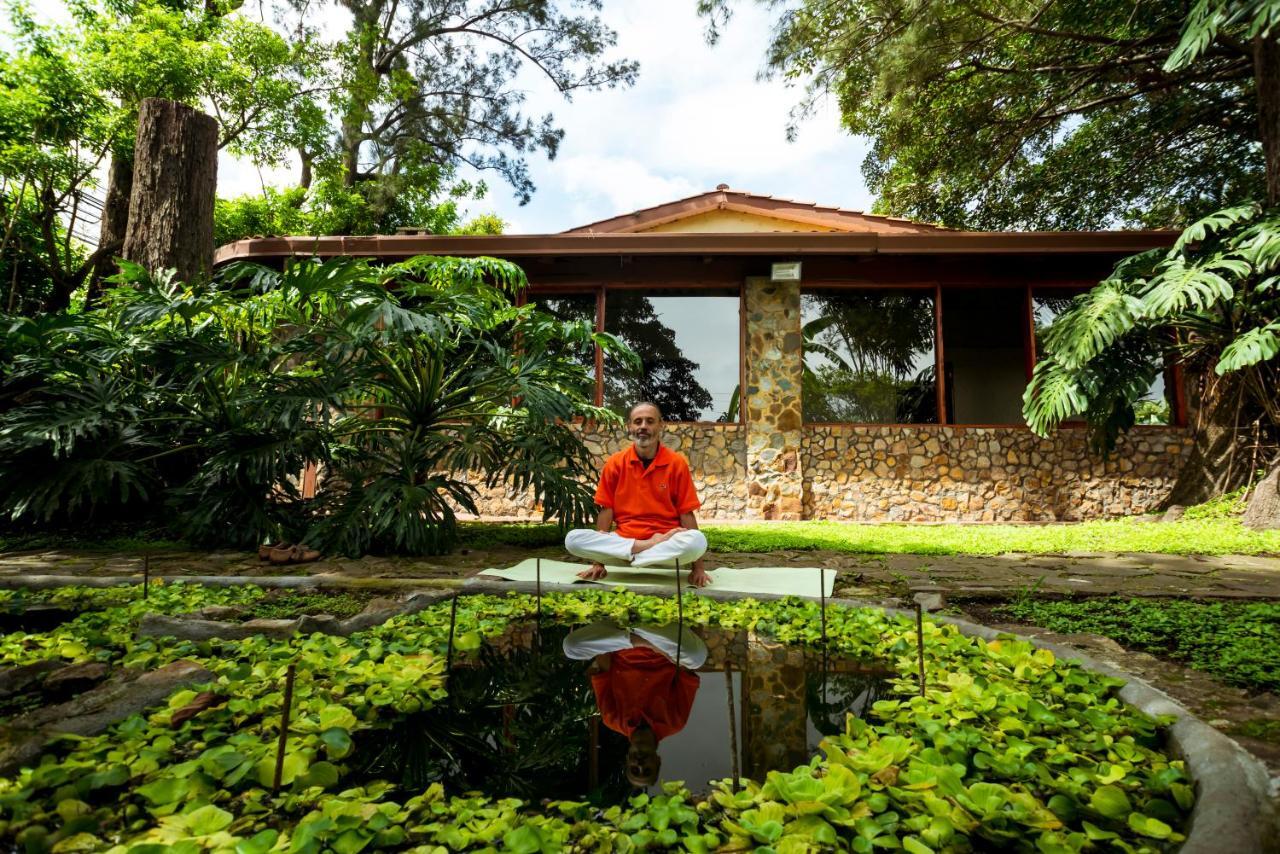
left=801, top=425, right=1191, bottom=521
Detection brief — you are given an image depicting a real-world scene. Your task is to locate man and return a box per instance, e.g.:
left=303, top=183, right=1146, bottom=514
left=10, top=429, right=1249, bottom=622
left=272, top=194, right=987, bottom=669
left=562, top=621, right=707, bottom=788
left=565, top=401, right=711, bottom=587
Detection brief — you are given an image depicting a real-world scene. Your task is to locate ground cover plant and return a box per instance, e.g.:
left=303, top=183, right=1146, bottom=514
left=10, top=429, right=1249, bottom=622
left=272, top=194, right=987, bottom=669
left=995, top=597, right=1280, bottom=694
left=0, top=583, right=1195, bottom=852
left=453, top=517, right=1280, bottom=557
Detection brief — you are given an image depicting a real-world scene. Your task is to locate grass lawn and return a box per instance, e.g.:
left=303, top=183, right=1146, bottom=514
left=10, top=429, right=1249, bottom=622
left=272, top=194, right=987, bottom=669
left=3, top=515, right=1276, bottom=558
left=458, top=517, right=1280, bottom=556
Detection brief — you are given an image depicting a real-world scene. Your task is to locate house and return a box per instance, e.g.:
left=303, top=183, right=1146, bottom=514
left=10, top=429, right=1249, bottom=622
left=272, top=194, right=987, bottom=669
left=214, top=186, right=1189, bottom=522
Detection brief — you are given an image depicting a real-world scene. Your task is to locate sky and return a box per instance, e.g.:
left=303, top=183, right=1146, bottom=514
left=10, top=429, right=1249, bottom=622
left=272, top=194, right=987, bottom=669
left=218, top=0, right=877, bottom=234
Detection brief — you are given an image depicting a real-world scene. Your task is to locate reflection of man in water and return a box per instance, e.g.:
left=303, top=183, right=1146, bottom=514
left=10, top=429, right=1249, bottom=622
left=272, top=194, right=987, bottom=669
left=563, top=622, right=707, bottom=787
left=564, top=401, right=711, bottom=587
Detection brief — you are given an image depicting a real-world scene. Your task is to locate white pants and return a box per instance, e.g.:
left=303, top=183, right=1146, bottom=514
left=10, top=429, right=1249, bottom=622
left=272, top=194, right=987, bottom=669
left=563, top=621, right=708, bottom=670
left=564, top=528, right=708, bottom=568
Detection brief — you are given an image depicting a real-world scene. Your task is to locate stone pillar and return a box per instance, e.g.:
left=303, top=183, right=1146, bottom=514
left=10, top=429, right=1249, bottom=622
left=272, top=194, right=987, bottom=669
left=742, top=631, right=808, bottom=779
left=744, top=277, right=804, bottom=519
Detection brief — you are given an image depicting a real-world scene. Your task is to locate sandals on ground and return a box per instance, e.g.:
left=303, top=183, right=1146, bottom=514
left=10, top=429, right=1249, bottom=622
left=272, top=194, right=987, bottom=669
left=264, top=543, right=322, bottom=565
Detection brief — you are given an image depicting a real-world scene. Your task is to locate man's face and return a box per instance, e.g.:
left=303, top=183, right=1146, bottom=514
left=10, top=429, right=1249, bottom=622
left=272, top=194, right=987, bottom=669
left=626, top=727, right=661, bottom=786
left=628, top=404, right=663, bottom=455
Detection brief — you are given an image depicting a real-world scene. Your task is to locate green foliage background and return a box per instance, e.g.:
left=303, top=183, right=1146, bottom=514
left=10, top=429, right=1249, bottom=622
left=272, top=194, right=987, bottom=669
left=0, top=254, right=626, bottom=555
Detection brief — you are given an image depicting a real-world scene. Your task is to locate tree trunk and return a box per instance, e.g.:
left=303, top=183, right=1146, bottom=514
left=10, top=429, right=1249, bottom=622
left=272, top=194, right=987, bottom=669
left=122, top=99, right=218, bottom=284
left=1163, top=369, right=1248, bottom=507
left=1256, top=32, right=1280, bottom=206
left=86, top=150, right=133, bottom=304
left=1243, top=459, right=1280, bottom=529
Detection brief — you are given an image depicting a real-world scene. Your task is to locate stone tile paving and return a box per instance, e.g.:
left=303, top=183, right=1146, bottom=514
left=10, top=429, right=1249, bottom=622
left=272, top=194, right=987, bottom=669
left=2, top=546, right=1279, bottom=599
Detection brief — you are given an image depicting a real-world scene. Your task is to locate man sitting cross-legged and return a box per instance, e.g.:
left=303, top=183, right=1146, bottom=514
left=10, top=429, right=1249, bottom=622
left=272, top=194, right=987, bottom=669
left=564, top=401, right=711, bottom=588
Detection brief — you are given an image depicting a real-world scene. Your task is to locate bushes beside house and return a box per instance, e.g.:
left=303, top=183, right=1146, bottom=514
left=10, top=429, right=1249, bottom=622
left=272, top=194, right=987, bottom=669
left=0, top=255, right=628, bottom=556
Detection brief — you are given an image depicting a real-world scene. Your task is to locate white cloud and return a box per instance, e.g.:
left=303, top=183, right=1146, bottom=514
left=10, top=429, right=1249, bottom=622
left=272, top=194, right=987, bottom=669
left=549, top=155, right=700, bottom=227
left=206, top=0, right=877, bottom=233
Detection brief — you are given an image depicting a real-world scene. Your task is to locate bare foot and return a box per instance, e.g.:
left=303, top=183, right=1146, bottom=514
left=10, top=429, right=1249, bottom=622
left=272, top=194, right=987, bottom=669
left=577, top=562, right=608, bottom=581
left=688, top=566, right=711, bottom=588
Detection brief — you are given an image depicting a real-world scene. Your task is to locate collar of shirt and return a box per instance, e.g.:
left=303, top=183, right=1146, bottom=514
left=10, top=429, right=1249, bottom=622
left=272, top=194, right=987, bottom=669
left=624, top=443, right=672, bottom=475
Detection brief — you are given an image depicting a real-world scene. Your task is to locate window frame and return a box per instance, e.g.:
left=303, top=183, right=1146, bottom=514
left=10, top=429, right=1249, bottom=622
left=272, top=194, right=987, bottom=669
left=803, top=280, right=1185, bottom=429
left=1028, top=283, right=1186, bottom=429
left=799, top=281, right=945, bottom=427
left=524, top=282, right=746, bottom=425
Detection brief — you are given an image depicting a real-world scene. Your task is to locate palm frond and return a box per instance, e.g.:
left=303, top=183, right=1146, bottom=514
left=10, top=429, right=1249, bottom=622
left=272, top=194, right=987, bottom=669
left=1217, top=322, right=1280, bottom=373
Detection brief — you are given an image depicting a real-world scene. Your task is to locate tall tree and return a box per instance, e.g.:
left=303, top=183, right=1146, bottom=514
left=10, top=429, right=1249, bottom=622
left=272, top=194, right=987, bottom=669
left=85, top=0, right=327, bottom=298
left=0, top=1, right=325, bottom=313
left=700, top=0, right=1274, bottom=229
left=253, top=0, right=637, bottom=232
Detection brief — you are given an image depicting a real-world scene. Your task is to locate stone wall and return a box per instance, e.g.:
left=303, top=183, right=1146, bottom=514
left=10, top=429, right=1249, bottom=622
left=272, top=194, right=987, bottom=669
left=802, top=424, right=1191, bottom=521
left=465, top=422, right=1189, bottom=521
left=464, top=422, right=748, bottom=519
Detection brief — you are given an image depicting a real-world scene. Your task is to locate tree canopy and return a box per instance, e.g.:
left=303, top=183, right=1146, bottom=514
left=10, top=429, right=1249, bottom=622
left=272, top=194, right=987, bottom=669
left=701, top=0, right=1272, bottom=229
left=0, top=0, right=320, bottom=313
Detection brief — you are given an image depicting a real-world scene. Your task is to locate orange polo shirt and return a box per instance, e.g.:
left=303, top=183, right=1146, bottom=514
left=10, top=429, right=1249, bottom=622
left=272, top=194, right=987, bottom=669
left=590, top=647, right=699, bottom=740
left=594, top=444, right=701, bottom=539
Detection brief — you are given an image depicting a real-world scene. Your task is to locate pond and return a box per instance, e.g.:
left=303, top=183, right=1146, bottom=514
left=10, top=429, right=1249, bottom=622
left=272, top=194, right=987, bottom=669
left=352, top=620, right=894, bottom=804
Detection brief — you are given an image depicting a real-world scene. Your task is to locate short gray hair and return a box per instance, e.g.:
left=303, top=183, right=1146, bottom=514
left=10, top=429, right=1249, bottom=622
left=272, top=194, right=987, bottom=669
left=627, top=401, right=663, bottom=420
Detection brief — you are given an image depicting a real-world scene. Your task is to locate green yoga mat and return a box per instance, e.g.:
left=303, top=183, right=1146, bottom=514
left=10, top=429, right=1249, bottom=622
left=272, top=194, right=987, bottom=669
left=478, top=558, right=835, bottom=597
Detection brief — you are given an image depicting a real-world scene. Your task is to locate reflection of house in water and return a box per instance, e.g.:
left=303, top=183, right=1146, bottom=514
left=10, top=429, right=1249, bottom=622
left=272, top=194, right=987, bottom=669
left=217, top=187, right=1190, bottom=522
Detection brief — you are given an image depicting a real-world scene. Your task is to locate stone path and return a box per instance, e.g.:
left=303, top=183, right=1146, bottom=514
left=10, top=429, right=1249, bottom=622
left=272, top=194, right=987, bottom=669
left=2, top=545, right=1279, bottom=599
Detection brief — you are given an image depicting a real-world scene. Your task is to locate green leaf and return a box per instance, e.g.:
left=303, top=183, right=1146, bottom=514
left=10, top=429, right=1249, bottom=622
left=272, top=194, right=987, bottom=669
left=502, top=825, right=545, bottom=854
left=235, top=829, right=279, bottom=854
left=318, top=704, right=358, bottom=730
left=1088, top=785, right=1131, bottom=819
left=1127, top=812, right=1174, bottom=839
left=1216, top=323, right=1280, bottom=373
left=320, top=726, right=354, bottom=759
left=903, top=837, right=936, bottom=854
left=135, top=777, right=188, bottom=806
left=301, top=760, right=340, bottom=789
left=182, top=804, right=233, bottom=836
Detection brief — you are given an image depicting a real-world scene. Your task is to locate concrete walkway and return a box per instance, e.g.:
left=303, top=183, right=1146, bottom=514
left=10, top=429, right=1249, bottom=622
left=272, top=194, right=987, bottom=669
left=2, top=545, right=1279, bottom=599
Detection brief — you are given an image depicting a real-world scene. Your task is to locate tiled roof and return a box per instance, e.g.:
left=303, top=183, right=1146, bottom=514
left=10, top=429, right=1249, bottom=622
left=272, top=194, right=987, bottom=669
left=563, top=186, right=951, bottom=234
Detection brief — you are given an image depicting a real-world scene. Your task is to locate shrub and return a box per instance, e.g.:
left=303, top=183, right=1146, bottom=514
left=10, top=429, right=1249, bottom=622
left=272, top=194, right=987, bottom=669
left=0, top=255, right=629, bottom=554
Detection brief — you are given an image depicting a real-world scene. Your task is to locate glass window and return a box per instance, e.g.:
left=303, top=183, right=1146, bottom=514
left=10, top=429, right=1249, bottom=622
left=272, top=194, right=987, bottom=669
left=801, top=289, right=938, bottom=423
left=940, top=288, right=1028, bottom=424
left=603, top=289, right=740, bottom=422
left=1033, top=288, right=1172, bottom=424
left=528, top=293, right=597, bottom=402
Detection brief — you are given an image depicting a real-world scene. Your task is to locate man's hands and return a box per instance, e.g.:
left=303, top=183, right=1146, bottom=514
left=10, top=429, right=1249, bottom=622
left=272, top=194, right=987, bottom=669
left=688, top=561, right=711, bottom=588
left=577, top=562, right=608, bottom=580
left=629, top=527, right=686, bottom=554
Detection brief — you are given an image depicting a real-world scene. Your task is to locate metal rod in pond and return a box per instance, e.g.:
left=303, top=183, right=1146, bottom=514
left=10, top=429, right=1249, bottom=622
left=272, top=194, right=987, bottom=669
left=446, top=594, right=459, bottom=675
left=272, top=662, right=297, bottom=793
left=143, top=554, right=150, bottom=600
left=588, top=715, right=600, bottom=791
left=915, top=602, right=926, bottom=698
left=725, top=659, right=740, bottom=791
left=819, top=566, right=828, bottom=702
left=673, top=558, right=683, bottom=677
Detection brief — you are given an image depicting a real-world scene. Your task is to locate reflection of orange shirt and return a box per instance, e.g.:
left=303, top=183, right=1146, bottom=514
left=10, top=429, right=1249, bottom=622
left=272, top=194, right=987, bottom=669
left=590, top=647, right=699, bottom=740
left=594, top=445, right=701, bottom=539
